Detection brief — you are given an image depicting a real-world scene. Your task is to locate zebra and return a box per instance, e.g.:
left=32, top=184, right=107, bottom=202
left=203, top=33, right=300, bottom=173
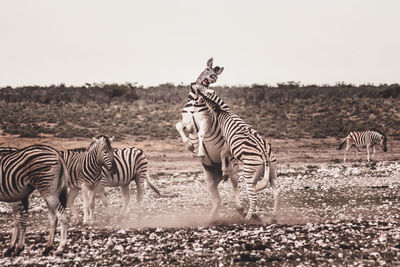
left=176, top=57, right=224, bottom=159
left=93, top=147, right=161, bottom=220
left=0, top=145, right=69, bottom=256
left=338, top=130, right=387, bottom=162
left=175, top=58, right=244, bottom=219
left=60, top=135, right=115, bottom=225
left=196, top=88, right=279, bottom=221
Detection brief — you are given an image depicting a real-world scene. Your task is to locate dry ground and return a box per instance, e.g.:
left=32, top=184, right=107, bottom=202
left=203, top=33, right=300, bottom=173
left=0, top=136, right=400, bottom=266
left=1, top=135, right=399, bottom=174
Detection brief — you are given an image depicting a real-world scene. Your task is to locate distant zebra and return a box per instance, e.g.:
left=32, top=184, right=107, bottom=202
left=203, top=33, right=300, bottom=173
left=197, top=88, right=279, bottom=220
left=60, top=135, right=115, bottom=224
left=94, top=147, right=161, bottom=219
left=176, top=58, right=244, bottom=218
left=338, top=130, right=387, bottom=162
left=0, top=145, right=68, bottom=256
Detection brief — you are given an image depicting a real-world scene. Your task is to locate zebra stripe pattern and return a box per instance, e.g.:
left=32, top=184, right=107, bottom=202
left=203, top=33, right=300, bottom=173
left=0, top=145, right=68, bottom=256
left=60, top=135, right=115, bottom=224
left=176, top=57, right=224, bottom=159
left=176, top=58, right=244, bottom=218
left=95, top=147, right=161, bottom=219
left=338, top=130, right=387, bottom=162
left=197, top=89, right=279, bottom=220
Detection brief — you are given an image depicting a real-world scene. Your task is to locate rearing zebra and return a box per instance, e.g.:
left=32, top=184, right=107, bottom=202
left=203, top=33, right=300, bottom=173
left=338, top=130, right=387, bottom=162
left=196, top=88, right=279, bottom=220
left=175, top=58, right=244, bottom=218
left=60, top=135, right=115, bottom=224
left=0, top=145, right=69, bottom=256
left=93, top=147, right=161, bottom=220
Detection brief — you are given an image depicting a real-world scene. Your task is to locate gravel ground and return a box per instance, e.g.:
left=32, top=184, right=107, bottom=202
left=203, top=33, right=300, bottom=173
left=1, top=161, right=400, bottom=266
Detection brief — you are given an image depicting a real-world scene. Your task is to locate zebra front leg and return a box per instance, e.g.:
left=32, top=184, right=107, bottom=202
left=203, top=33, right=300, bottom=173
left=372, top=146, right=376, bottom=159
left=367, top=145, right=371, bottom=162
left=100, top=191, right=112, bottom=222
left=81, top=186, right=90, bottom=224
left=88, top=189, right=97, bottom=224
left=67, top=187, right=82, bottom=225
left=176, top=122, right=194, bottom=152
left=343, top=144, right=351, bottom=163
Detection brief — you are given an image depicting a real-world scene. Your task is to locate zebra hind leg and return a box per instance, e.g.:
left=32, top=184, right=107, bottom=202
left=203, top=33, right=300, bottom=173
left=227, top=161, right=244, bottom=217
left=11, top=199, right=29, bottom=256
left=4, top=202, right=24, bottom=256
left=120, top=184, right=132, bottom=218
left=243, top=165, right=263, bottom=222
left=203, top=165, right=223, bottom=220
left=43, top=194, right=68, bottom=256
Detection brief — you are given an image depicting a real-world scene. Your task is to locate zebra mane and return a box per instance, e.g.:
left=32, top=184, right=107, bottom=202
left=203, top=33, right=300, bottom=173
left=90, top=135, right=113, bottom=149
left=197, top=90, right=222, bottom=114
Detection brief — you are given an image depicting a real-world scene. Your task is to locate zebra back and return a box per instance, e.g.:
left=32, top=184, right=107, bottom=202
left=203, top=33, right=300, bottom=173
left=0, top=144, right=68, bottom=203
left=102, top=147, right=148, bottom=186
left=198, top=89, right=273, bottom=165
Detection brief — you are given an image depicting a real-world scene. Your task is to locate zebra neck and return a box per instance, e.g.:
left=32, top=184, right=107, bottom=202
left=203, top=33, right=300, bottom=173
left=84, top=146, right=102, bottom=177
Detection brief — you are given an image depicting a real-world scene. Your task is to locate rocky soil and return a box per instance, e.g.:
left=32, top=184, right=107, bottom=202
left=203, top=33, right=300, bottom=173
left=1, top=160, right=400, bottom=266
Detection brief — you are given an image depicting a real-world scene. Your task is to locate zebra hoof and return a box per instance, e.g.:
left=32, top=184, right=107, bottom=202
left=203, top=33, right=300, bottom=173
left=13, top=246, right=24, bottom=256
left=222, top=172, right=229, bottom=181
left=4, top=246, right=15, bottom=257
left=43, top=246, right=53, bottom=256
left=55, top=247, right=64, bottom=257
left=186, top=143, right=195, bottom=152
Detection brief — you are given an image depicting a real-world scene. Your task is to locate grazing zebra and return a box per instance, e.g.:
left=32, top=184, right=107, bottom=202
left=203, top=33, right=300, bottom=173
left=0, top=145, right=69, bottom=256
left=175, top=58, right=244, bottom=218
left=60, top=135, right=115, bottom=224
left=93, top=147, right=161, bottom=219
left=196, top=88, right=279, bottom=220
left=338, top=130, right=388, bottom=162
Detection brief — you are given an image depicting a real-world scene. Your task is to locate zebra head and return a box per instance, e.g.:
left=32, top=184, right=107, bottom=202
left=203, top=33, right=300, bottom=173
left=195, top=58, right=224, bottom=87
left=90, top=135, right=116, bottom=174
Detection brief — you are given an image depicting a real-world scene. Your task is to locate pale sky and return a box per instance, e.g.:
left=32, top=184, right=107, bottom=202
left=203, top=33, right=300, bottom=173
left=0, top=0, right=399, bottom=87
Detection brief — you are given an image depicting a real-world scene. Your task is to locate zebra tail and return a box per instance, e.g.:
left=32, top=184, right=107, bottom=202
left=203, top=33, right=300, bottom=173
left=338, top=138, right=347, bottom=150
left=146, top=173, right=161, bottom=196
left=58, top=154, right=70, bottom=209
left=255, top=162, right=270, bottom=193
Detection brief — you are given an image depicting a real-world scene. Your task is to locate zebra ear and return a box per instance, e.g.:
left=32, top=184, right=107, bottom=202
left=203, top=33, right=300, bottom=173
left=92, top=137, right=97, bottom=142
left=207, top=58, right=213, bottom=68
left=215, top=66, right=224, bottom=75
left=109, top=136, right=115, bottom=143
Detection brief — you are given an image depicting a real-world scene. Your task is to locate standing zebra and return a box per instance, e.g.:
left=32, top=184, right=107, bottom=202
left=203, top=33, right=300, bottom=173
left=175, top=58, right=244, bottom=218
left=338, top=130, right=387, bottom=162
left=0, top=145, right=69, bottom=256
left=60, top=135, right=115, bottom=224
left=94, top=147, right=161, bottom=219
left=196, top=88, right=279, bottom=221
